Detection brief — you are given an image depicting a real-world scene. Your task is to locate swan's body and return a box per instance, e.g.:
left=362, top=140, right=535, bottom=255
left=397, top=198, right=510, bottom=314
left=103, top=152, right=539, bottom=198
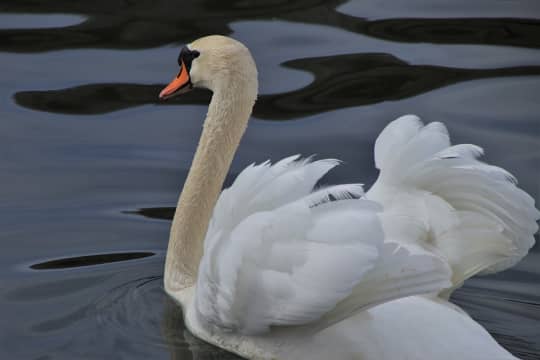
left=159, top=35, right=538, bottom=359
left=182, top=292, right=517, bottom=360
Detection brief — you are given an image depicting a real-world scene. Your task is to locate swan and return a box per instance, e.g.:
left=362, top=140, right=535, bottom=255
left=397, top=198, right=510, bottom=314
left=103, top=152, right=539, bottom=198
left=158, top=35, right=539, bottom=359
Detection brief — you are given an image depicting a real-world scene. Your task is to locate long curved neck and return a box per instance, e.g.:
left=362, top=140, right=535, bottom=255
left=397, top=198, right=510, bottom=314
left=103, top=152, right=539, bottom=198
left=165, top=83, right=256, bottom=292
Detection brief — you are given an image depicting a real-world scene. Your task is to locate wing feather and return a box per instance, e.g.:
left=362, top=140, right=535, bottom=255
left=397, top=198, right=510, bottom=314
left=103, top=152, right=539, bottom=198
left=369, top=115, right=539, bottom=293
left=196, top=157, right=452, bottom=334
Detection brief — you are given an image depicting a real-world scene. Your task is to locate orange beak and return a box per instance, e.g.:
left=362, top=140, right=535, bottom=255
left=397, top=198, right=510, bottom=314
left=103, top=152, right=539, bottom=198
left=159, top=59, right=192, bottom=100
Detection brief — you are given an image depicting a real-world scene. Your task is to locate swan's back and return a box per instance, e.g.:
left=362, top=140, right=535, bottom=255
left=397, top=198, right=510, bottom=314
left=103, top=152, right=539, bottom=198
left=293, top=296, right=518, bottom=360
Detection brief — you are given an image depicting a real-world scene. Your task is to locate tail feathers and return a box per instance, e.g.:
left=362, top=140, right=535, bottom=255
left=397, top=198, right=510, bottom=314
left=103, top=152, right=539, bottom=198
left=370, top=115, right=539, bottom=289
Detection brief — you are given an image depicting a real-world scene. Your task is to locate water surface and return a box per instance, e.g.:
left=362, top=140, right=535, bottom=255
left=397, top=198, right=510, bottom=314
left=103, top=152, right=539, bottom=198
left=0, top=1, right=539, bottom=359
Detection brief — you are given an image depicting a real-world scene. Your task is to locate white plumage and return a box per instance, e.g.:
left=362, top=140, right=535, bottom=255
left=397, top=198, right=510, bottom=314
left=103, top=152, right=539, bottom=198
left=161, top=36, right=538, bottom=360
left=196, top=156, right=452, bottom=334
left=368, top=115, right=539, bottom=291
left=186, top=115, right=537, bottom=358
left=193, top=114, right=538, bottom=338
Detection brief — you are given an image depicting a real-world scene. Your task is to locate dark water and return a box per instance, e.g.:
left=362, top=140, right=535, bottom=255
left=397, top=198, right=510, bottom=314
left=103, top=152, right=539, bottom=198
left=1, top=1, right=539, bottom=359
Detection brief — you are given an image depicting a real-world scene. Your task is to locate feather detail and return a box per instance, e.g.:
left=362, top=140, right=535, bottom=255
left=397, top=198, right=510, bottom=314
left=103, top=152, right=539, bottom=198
left=368, top=115, right=539, bottom=293
left=303, top=183, right=365, bottom=207
left=313, top=241, right=452, bottom=331
left=196, top=155, right=452, bottom=334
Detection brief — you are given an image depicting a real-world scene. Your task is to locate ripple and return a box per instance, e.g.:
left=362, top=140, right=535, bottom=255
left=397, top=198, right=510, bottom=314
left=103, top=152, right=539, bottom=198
left=92, top=276, right=242, bottom=359
left=93, top=276, right=169, bottom=346
left=1, top=1, right=540, bottom=51
left=14, top=54, right=540, bottom=118
left=452, top=284, right=540, bottom=359
left=6, top=274, right=109, bottom=301
left=30, top=252, right=155, bottom=270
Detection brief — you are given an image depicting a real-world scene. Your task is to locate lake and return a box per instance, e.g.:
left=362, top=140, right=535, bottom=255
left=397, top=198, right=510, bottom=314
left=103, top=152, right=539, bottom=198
left=0, top=0, right=539, bottom=359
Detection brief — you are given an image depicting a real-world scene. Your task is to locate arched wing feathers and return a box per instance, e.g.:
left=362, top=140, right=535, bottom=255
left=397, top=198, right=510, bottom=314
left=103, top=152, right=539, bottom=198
left=370, top=115, right=539, bottom=291
left=195, top=157, right=451, bottom=334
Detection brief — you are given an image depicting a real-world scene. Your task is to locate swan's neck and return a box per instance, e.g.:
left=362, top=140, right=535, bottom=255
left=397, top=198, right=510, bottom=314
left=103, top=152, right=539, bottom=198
left=165, top=83, right=256, bottom=292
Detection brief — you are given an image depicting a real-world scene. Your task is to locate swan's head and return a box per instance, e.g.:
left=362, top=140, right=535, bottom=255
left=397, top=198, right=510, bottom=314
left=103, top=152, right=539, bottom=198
left=159, top=35, right=258, bottom=100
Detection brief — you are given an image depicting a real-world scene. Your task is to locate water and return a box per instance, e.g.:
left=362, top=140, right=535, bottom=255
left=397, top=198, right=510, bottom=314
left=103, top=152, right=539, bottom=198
left=1, top=1, right=539, bottom=359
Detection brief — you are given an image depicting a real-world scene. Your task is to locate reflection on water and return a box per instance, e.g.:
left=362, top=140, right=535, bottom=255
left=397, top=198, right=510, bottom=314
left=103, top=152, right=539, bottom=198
left=1, top=0, right=540, bottom=51
left=1, top=0, right=539, bottom=359
left=14, top=54, right=540, bottom=119
left=30, top=251, right=155, bottom=270
left=127, top=207, right=176, bottom=221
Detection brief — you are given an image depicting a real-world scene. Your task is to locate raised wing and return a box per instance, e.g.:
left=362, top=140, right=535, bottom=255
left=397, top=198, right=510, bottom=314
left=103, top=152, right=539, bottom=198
left=369, top=115, right=539, bottom=292
left=195, top=157, right=451, bottom=334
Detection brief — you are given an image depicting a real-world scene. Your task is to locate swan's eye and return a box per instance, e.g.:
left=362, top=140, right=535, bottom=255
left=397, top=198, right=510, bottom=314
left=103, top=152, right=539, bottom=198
left=177, top=47, right=200, bottom=71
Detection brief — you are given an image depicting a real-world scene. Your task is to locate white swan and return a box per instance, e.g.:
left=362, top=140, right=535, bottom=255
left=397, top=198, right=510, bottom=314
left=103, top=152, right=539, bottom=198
left=158, top=35, right=539, bottom=360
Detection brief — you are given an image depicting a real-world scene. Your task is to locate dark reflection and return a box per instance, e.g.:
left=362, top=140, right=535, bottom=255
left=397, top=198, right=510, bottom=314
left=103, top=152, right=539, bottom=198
left=15, top=84, right=211, bottom=115
left=264, top=55, right=540, bottom=118
left=126, top=207, right=175, bottom=221
left=0, top=0, right=346, bottom=52
left=286, top=8, right=540, bottom=49
left=14, top=53, right=540, bottom=119
left=1, top=0, right=540, bottom=52
left=359, top=18, right=540, bottom=48
left=30, top=251, right=155, bottom=269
